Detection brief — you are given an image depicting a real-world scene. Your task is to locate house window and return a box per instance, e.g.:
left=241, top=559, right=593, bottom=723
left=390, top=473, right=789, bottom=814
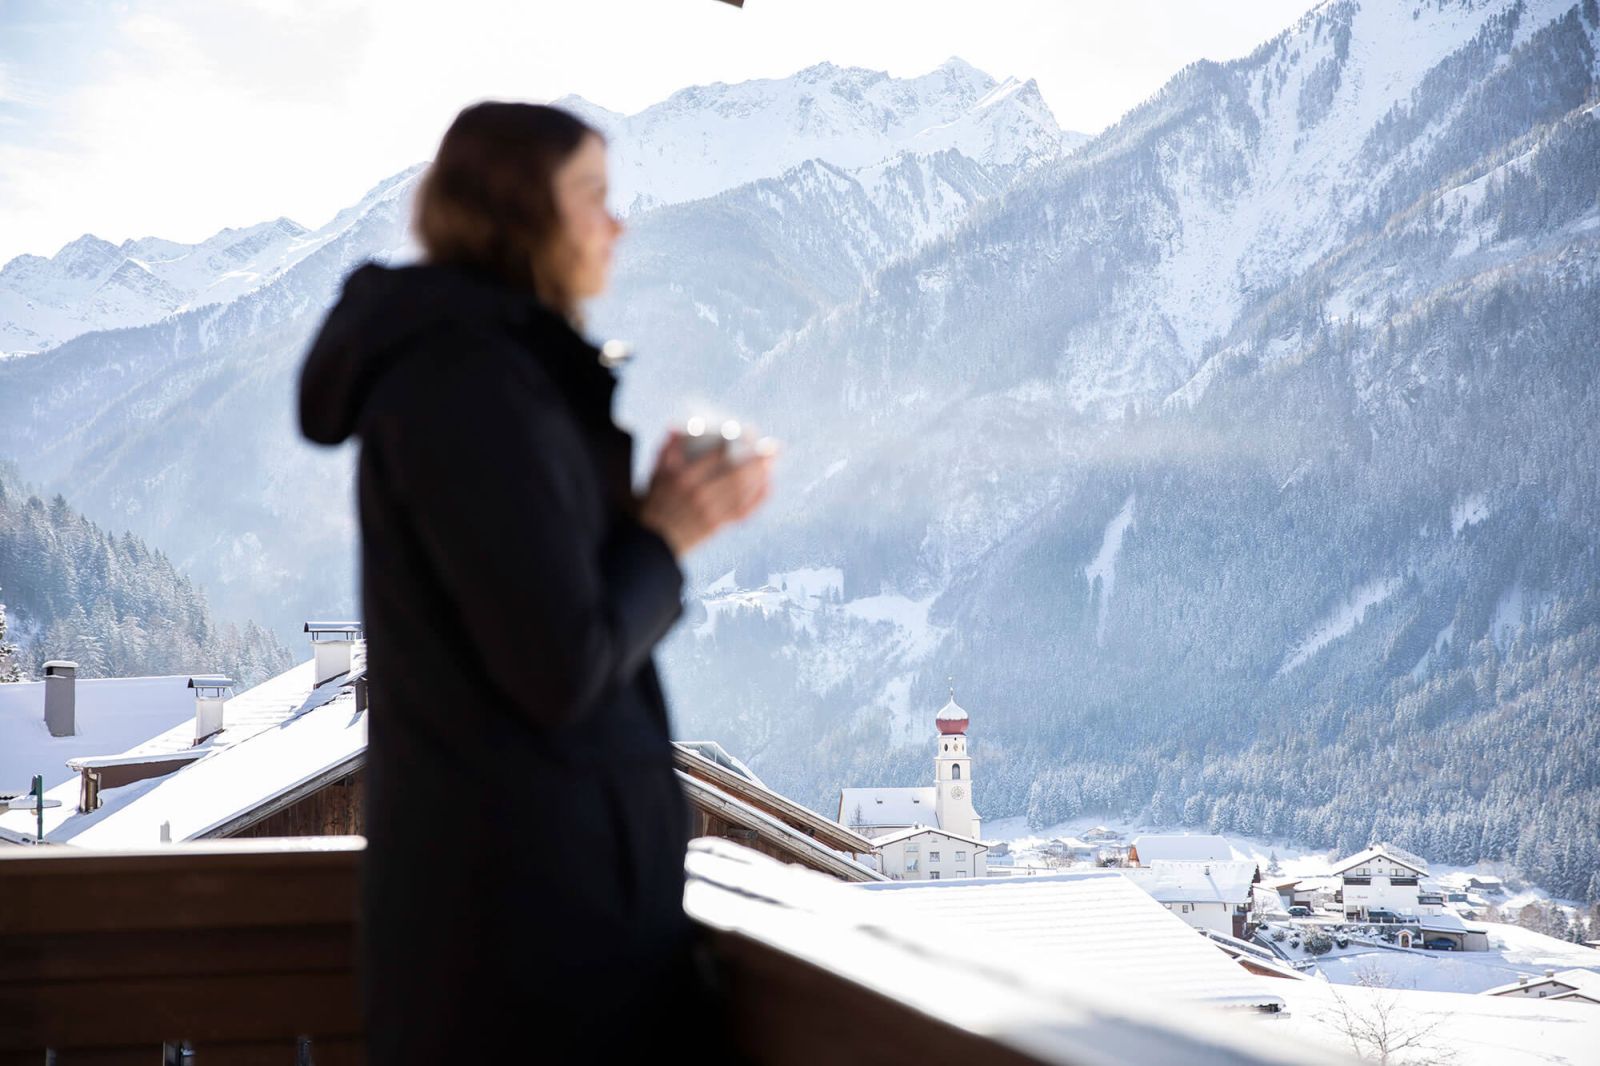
left=929, top=851, right=941, bottom=862
left=905, top=844, right=919, bottom=854
left=953, top=764, right=962, bottom=780
left=1182, top=904, right=1192, bottom=913
left=957, top=870, right=967, bottom=877
left=955, top=850, right=966, bottom=861
left=930, top=871, right=941, bottom=880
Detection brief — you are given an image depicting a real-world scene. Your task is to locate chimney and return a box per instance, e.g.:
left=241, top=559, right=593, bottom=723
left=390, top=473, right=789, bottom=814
left=1544, top=969, right=1555, bottom=978
left=188, top=676, right=235, bottom=743
left=43, top=661, right=78, bottom=737
left=305, top=621, right=363, bottom=686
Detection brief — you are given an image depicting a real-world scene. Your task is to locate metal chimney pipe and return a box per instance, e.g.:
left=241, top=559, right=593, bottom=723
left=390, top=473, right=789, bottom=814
left=305, top=621, right=363, bottom=686
left=43, top=660, right=78, bottom=737
left=188, top=676, right=235, bottom=743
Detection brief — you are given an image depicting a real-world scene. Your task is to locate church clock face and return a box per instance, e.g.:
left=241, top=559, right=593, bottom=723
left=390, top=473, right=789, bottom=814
left=951, top=785, right=966, bottom=799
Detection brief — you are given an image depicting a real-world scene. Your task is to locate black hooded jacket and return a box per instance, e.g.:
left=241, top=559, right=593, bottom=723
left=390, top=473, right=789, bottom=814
left=298, top=260, right=710, bottom=1060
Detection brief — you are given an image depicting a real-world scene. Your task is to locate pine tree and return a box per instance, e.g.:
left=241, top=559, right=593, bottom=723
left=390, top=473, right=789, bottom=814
left=0, top=588, right=20, bottom=682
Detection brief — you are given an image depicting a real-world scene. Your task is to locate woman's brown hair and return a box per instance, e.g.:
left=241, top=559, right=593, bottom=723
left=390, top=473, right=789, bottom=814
left=413, top=101, right=601, bottom=324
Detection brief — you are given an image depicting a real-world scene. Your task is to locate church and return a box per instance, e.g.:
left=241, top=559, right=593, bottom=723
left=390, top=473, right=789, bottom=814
left=836, top=688, right=987, bottom=880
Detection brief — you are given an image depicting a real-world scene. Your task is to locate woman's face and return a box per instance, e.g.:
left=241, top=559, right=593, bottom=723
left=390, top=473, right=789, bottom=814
left=551, top=132, right=622, bottom=300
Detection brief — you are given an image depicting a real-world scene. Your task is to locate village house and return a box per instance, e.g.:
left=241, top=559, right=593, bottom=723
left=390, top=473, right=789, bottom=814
left=1119, top=860, right=1261, bottom=938
left=1413, top=910, right=1491, bottom=951
left=1483, top=969, right=1600, bottom=1005
left=1128, top=833, right=1235, bottom=866
left=1041, top=836, right=1100, bottom=864
left=1329, top=842, right=1428, bottom=920
left=1269, top=877, right=1320, bottom=913
left=868, top=824, right=988, bottom=880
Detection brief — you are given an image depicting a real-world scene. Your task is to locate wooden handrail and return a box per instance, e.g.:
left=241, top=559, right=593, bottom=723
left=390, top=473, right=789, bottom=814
left=0, top=837, right=364, bottom=1065
left=0, top=837, right=1352, bottom=1065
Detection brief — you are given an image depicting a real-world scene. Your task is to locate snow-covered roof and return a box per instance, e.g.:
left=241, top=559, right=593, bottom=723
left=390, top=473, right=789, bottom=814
left=1328, top=842, right=1429, bottom=876
left=63, top=687, right=366, bottom=848
left=0, top=649, right=364, bottom=845
left=851, top=869, right=1284, bottom=1010
left=870, top=824, right=987, bottom=849
left=678, top=772, right=884, bottom=883
left=838, top=786, right=936, bottom=829
left=673, top=739, right=765, bottom=787
left=935, top=696, right=967, bottom=720
left=1482, top=969, right=1600, bottom=998
left=1119, top=861, right=1258, bottom=905
left=0, top=675, right=202, bottom=794
left=1415, top=911, right=1487, bottom=934
left=118, top=658, right=333, bottom=760
left=674, top=743, right=874, bottom=856
left=1130, top=833, right=1236, bottom=863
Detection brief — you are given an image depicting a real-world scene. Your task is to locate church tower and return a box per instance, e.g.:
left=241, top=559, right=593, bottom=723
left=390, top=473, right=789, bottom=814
left=933, top=682, right=981, bottom=841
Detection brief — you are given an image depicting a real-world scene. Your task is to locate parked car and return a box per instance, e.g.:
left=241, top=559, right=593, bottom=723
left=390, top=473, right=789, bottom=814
left=1421, top=937, right=1457, bottom=951
left=1288, top=906, right=1313, bottom=918
left=1367, top=909, right=1402, bottom=922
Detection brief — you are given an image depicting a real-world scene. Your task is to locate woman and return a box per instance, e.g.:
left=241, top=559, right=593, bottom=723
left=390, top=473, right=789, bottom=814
left=297, top=101, right=772, bottom=1062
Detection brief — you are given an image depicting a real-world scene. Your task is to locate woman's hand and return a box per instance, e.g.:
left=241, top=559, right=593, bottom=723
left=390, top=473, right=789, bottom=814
left=637, top=429, right=775, bottom=560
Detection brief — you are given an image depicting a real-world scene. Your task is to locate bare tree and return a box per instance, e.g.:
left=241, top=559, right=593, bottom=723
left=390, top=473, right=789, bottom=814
left=1317, top=962, right=1458, bottom=1065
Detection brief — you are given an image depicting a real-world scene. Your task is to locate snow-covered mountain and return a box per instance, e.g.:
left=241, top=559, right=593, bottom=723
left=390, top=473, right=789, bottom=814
left=618, top=0, right=1600, bottom=899
left=0, top=57, right=1075, bottom=360
left=557, top=56, right=1079, bottom=214
left=0, top=167, right=424, bottom=357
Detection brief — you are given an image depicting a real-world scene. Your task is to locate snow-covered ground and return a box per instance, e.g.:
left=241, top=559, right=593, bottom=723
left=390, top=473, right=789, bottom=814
left=1266, top=978, right=1600, bottom=1066
left=1279, top=575, right=1402, bottom=675
left=1083, top=492, right=1135, bottom=646
left=1301, top=924, right=1600, bottom=995
left=1255, top=914, right=1600, bottom=995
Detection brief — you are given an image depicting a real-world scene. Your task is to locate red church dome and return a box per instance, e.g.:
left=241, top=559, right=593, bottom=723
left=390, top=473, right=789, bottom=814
left=935, top=695, right=968, bottom=735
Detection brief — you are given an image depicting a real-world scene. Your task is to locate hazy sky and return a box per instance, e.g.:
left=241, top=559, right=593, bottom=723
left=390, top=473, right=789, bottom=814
left=0, top=0, right=1315, bottom=264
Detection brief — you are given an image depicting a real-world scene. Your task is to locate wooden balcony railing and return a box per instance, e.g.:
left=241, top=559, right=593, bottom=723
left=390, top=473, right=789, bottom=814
left=1, top=837, right=1351, bottom=1065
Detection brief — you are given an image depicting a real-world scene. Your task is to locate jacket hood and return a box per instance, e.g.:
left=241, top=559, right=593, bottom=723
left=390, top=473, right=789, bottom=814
left=297, top=260, right=600, bottom=445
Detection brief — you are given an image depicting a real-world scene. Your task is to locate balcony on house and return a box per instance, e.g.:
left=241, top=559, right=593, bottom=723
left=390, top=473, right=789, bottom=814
left=0, top=836, right=1356, bottom=1065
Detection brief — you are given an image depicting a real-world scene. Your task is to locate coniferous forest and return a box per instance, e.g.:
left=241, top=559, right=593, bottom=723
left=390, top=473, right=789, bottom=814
left=0, top=463, right=290, bottom=687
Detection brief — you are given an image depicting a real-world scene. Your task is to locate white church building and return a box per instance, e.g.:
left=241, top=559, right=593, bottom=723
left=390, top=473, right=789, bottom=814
left=837, top=690, right=986, bottom=880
